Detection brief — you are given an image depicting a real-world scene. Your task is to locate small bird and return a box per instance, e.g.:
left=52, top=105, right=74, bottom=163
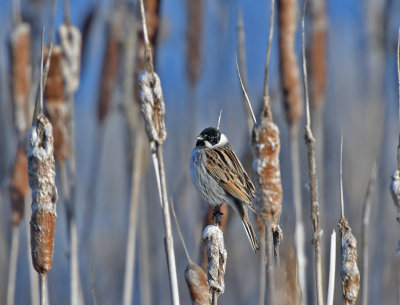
left=190, top=127, right=259, bottom=252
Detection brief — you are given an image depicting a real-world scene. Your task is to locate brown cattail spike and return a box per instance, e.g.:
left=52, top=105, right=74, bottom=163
left=10, top=23, right=31, bottom=138
left=9, top=144, right=29, bottom=226
left=339, top=218, right=360, bottom=305
left=251, top=101, right=283, bottom=227
left=44, top=45, right=69, bottom=163
left=308, top=0, right=326, bottom=110
left=202, top=225, right=227, bottom=301
left=186, top=0, right=203, bottom=84
left=28, top=113, right=57, bottom=275
left=185, top=262, right=211, bottom=305
left=278, top=0, right=303, bottom=127
left=97, top=8, right=123, bottom=122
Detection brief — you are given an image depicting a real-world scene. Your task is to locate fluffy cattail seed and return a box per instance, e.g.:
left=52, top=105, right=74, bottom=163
left=251, top=102, right=283, bottom=229
left=339, top=217, right=360, bottom=305
left=28, top=114, right=57, bottom=275
left=185, top=262, right=210, bottom=305
left=202, top=224, right=227, bottom=302
left=390, top=170, right=400, bottom=223
left=138, top=70, right=167, bottom=144
left=58, top=24, right=82, bottom=95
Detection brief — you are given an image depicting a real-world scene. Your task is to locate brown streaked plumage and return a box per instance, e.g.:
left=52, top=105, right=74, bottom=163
left=190, top=127, right=259, bottom=251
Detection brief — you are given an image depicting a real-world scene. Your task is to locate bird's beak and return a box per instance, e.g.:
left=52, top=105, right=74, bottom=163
left=196, top=136, right=203, bottom=141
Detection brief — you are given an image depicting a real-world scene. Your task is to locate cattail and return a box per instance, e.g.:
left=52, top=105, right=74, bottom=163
left=308, top=0, right=326, bottom=110
left=10, top=23, right=31, bottom=138
left=58, top=24, right=81, bottom=95
left=200, top=205, right=228, bottom=271
left=277, top=0, right=303, bottom=127
left=171, top=198, right=210, bottom=305
left=202, top=225, right=227, bottom=304
left=339, top=218, right=360, bottom=305
left=97, top=8, right=123, bottom=122
left=138, top=70, right=167, bottom=143
left=9, top=144, right=29, bottom=226
left=138, top=1, right=180, bottom=304
left=339, top=136, right=359, bottom=305
left=186, top=0, right=203, bottom=84
left=185, top=262, right=210, bottom=305
left=28, top=113, right=58, bottom=274
left=251, top=100, right=283, bottom=230
left=43, top=45, right=69, bottom=164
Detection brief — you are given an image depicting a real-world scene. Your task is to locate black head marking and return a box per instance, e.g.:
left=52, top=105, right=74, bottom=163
left=196, top=127, right=221, bottom=147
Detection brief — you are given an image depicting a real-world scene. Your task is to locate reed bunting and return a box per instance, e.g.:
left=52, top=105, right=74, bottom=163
left=190, top=127, right=259, bottom=252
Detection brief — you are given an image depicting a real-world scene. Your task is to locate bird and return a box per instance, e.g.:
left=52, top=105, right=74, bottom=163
left=190, top=127, right=259, bottom=252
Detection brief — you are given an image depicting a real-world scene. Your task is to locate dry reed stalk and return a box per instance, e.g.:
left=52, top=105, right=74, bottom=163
left=339, top=136, right=360, bottom=305
left=390, top=29, right=400, bottom=224
left=137, top=0, right=160, bottom=73
left=326, top=230, right=336, bottom=305
left=302, top=1, right=324, bottom=305
left=202, top=225, right=227, bottom=305
left=236, top=9, right=254, bottom=135
left=138, top=1, right=180, bottom=304
left=277, top=0, right=303, bottom=129
left=308, top=0, right=326, bottom=112
left=10, top=23, right=31, bottom=139
left=361, top=163, right=377, bottom=305
left=120, top=10, right=145, bottom=305
left=25, top=195, right=40, bottom=305
left=277, top=1, right=306, bottom=300
left=58, top=13, right=83, bottom=305
left=7, top=143, right=28, bottom=305
left=43, top=45, right=69, bottom=164
left=186, top=0, right=203, bottom=85
left=171, top=200, right=210, bottom=305
left=274, top=247, right=301, bottom=305
left=255, top=216, right=267, bottom=305
left=9, top=144, right=29, bottom=226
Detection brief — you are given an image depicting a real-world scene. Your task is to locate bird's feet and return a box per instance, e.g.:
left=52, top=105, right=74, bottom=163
left=212, top=206, right=224, bottom=227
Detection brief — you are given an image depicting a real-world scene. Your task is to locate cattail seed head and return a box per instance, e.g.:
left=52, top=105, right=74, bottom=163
left=9, top=144, right=29, bottom=226
left=202, top=225, right=226, bottom=295
left=251, top=111, right=283, bottom=226
left=278, top=0, right=303, bottom=127
left=10, top=23, right=31, bottom=138
left=390, top=170, right=400, bottom=223
left=28, top=114, right=57, bottom=275
left=339, top=217, right=360, bottom=305
left=44, top=45, right=69, bottom=163
left=138, top=70, right=167, bottom=144
left=185, top=261, right=210, bottom=305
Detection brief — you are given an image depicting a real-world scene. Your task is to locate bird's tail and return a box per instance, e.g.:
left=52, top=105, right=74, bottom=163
left=234, top=200, right=259, bottom=252
left=241, top=216, right=260, bottom=252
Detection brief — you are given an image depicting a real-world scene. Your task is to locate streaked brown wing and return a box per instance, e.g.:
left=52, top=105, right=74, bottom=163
left=205, top=145, right=256, bottom=208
